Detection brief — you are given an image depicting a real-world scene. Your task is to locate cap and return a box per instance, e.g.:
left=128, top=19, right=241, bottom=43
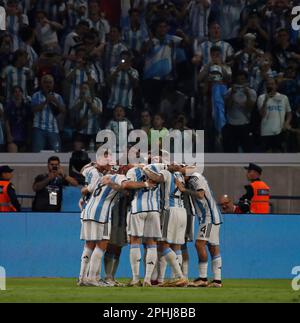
left=244, top=163, right=262, bottom=175
left=0, top=165, right=14, bottom=174
left=244, top=33, right=256, bottom=40
left=209, top=65, right=223, bottom=75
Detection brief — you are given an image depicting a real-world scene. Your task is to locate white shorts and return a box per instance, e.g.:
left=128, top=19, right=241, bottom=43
left=196, top=223, right=220, bottom=246
left=161, top=207, right=187, bottom=245
left=80, top=220, right=111, bottom=241
left=128, top=212, right=162, bottom=239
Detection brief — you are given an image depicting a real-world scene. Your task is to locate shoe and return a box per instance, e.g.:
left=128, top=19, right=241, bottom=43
left=112, top=280, right=126, bottom=287
left=77, top=279, right=88, bottom=287
left=208, top=281, right=222, bottom=288
left=86, top=279, right=102, bottom=287
left=151, top=280, right=159, bottom=286
left=102, top=279, right=115, bottom=287
left=143, top=281, right=152, bottom=287
left=188, top=278, right=208, bottom=287
left=159, top=278, right=188, bottom=288
left=127, top=280, right=142, bottom=287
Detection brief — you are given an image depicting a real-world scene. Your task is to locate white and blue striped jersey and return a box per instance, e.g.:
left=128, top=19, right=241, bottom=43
left=86, top=18, right=109, bottom=44
left=83, top=174, right=127, bottom=223
left=160, top=170, right=185, bottom=210
left=1, top=65, right=32, bottom=99
left=31, top=91, right=65, bottom=133
left=143, top=34, right=182, bottom=81
left=107, top=67, right=139, bottom=110
left=189, top=173, right=223, bottom=225
left=187, top=0, right=211, bottom=40
left=82, top=164, right=103, bottom=194
left=103, top=42, right=128, bottom=76
left=67, top=67, right=97, bottom=108
left=127, top=166, right=161, bottom=214
left=194, top=39, right=234, bottom=65
left=122, top=26, right=148, bottom=53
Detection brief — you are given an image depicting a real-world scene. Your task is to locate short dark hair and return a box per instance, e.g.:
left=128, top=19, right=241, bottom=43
left=48, top=156, right=60, bottom=164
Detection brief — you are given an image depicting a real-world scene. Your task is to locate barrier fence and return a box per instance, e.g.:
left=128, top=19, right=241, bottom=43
left=0, top=213, right=299, bottom=279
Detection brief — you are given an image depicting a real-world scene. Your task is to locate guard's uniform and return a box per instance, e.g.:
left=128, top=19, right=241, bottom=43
left=0, top=180, right=20, bottom=212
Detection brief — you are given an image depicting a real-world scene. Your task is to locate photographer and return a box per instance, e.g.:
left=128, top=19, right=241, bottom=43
left=31, top=74, right=66, bottom=152
left=258, top=77, right=292, bottom=152
left=32, top=156, right=79, bottom=212
left=66, top=47, right=97, bottom=109
left=71, top=82, right=103, bottom=151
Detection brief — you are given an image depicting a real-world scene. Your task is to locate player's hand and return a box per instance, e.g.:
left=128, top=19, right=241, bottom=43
left=175, top=179, right=186, bottom=192
left=146, top=179, right=156, bottom=189
left=101, top=176, right=112, bottom=186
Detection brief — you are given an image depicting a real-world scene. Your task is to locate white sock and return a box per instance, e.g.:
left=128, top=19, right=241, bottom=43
left=104, top=252, right=115, bottom=280
left=151, top=261, right=158, bottom=281
left=112, top=257, right=120, bottom=280
left=130, top=244, right=141, bottom=282
left=144, top=246, right=157, bottom=283
left=176, top=250, right=183, bottom=270
left=212, top=255, right=222, bottom=281
left=89, top=246, right=104, bottom=281
left=164, top=248, right=184, bottom=279
left=79, top=246, right=93, bottom=280
left=199, top=261, right=208, bottom=279
left=182, top=246, right=189, bottom=278
left=157, top=252, right=167, bottom=283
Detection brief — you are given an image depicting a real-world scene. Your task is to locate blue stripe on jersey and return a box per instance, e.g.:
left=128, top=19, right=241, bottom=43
left=95, top=186, right=113, bottom=222
left=204, top=195, right=214, bottom=224
left=195, top=199, right=206, bottom=224
left=169, top=174, right=175, bottom=207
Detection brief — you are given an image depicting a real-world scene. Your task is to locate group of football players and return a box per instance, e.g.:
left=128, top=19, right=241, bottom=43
left=77, top=158, right=223, bottom=288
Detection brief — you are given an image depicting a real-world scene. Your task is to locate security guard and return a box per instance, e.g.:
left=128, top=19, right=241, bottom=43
left=0, top=165, right=21, bottom=212
left=239, top=163, right=270, bottom=214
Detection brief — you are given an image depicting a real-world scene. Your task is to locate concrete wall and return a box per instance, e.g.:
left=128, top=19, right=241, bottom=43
left=1, top=153, right=300, bottom=213
left=0, top=213, right=299, bottom=279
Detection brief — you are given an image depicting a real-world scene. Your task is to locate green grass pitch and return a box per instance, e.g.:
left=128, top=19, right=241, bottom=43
left=0, top=279, right=299, bottom=303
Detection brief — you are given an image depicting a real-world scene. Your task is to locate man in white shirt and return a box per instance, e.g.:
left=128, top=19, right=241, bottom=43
left=257, top=78, right=292, bottom=152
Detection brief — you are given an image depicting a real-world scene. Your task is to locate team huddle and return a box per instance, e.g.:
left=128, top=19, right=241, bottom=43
left=77, top=160, right=223, bottom=288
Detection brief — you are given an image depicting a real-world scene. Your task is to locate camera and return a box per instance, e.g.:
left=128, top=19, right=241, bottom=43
left=121, top=59, right=126, bottom=64
left=52, top=166, right=58, bottom=171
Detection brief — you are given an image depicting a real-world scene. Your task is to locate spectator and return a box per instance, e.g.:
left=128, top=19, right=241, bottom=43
left=0, top=33, right=14, bottom=72
left=192, top=22, right=234, bottom=66
left=107, top=50, right=139, bottom=111
left=239, top=9, right=268, bottom=50
left=106, top=105, right=134, bottom=148
left=5, top=85, right=31, bottom=152
left=142, top=18, right=188, bottom=109
left=272, top=28, right=300, bottom=72
left=32, top=156, right=79, bottom=212
left=31, top=74, right=66, bottom=152
left=122, top=8, right=148, bottom=55
left=5, top=0, right=29, bottom=50
left=71, top=82, right=103, bottom=151
left=149, top=112, right=169, bottom=150
left=239, top=163, right=270, bottom=214
left=219, top=195, right=244, bottom=214
left=66, top=47, right=97, bottom=108
left=35, top=10, right=63, bottom=53
left=69, top=148, right=91, bottom=186
left=1, top=49, right=33, bottom=100
left=184, top=0, right=211, bottom=41
left=139, top=109, right=152, bottom=135
left=0, top=165, right=21, bottom=212
left=103, top=25, right=128, bottom=77
left=233, top=33, right=264, bottom=74
left=87, top=0, right=110, bottom=44
left=224, top=70, right=257, bottom=152
left=258, top=77, right=292, bottom=152
left=18, top=26, right=38, bottom=69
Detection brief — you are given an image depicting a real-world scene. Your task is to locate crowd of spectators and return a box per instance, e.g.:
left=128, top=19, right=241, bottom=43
left=0, top=0, right=300, bottom=153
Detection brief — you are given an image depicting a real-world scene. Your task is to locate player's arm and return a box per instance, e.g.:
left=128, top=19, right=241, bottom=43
left=175, top=179, right=205, bottom=199
left=143, top=167, right=164, bottom=183
left=121, top=180, right=155, bottom=190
